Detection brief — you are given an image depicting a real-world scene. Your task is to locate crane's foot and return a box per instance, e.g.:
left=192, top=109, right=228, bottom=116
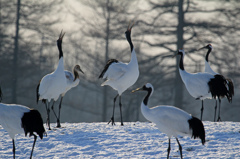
left=46, top=118, right=51, bottom=130
left=217, top=117, right=222, bottom=122
left=56, top=119, right=61, bottom=128
left=108, top=117, right=116, bottom=126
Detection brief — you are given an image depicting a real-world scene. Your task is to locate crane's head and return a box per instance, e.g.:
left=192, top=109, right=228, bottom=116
left=198, top=44, right=212, bottom=51
left=74, top=65, right=84, bottom=74
left=125, top=20, right=134, bottom=37
left=57, top=30, right=65, bottom=44
left=132, top=83, right=154, bottom=95
left=172, top=49, right=185, bottom=58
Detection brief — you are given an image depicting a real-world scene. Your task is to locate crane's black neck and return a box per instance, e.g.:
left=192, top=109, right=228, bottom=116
left=178, top=52, right=185, bottom=71
left=205, top=47, right=212, bottom=62
left=57, top=40, right=63, bottom=59
left=143, top=87, right=152, bottom=106
left=125, top=31, right=133, bottom=52
left=73, top=69, right=79, bottom=81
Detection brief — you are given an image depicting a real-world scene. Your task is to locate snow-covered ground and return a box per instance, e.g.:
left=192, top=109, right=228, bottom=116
left=0, top=122, right=239, bottom=158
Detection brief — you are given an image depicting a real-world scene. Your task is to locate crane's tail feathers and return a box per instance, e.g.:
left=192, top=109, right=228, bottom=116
left=188, top=116, right=205, bottom=145
left=208, top=74, right=234, bottom=102
left=22, top=110, right=46, bottom=140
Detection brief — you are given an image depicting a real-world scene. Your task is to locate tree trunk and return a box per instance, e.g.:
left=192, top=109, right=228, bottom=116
left=174, top=0, right=184, bottom=109
left=12, top=0, right=21, bottom=103
left=102, top=0, right=110, bottom=122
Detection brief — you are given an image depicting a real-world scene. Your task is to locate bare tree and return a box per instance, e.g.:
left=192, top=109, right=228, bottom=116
left=68, top=0, right=138, bottom=122
left=0, top=0, right=62, bottom=106
left=131, top=0, right=240, bottom=120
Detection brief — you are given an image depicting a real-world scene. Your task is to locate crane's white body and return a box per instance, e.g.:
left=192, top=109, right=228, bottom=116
left=0, top=103, right=45, bottom=158
left=99, top=22, right=139, bottom=126
left=179, top=71, right=213, bottom=100
left=134, top=83, right=205, bottom=158
left=142, top=104, right=192, bottom=138
left=101, top=48, right=139, bottom=95
left=38, top=58, right=67, bottom=101
left=0, top=103, right=29, bottom=139
left=200, top=44, right=234, bottom=122
left=178, top=50, right=214, bottom=100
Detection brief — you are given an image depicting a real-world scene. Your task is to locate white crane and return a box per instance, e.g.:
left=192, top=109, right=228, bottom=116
left=198, top=44, right=234, bottom=121
left=0, top=103, right=46, bottom=159
left=52, top=65, right=84, bottom=128
left=174, top=49, right=233, bottom=121
left=99, top=21, right=139, bottom=126
left=132, top=83, right=205, bottom=159
left=37, top=31, right=67, bottom=130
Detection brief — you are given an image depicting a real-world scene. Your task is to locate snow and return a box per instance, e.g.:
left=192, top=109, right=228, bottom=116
left=0, top=122, right=240, bottom=158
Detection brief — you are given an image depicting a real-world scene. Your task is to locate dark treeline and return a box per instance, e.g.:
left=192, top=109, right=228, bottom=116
left=0, top=0, right=239, bottom=123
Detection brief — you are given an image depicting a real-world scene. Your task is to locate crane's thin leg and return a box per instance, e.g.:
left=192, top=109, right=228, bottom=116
left=200, top=100, right=204, bottom=121
left=108, top=94, right=118, bottom=125
left=30, top=135, right=37, bottom=159
left=176, top=138, right=183, bottom=159
left=44, top=102, right=48, bottom=124
left=47, top=102, right=52, bottom=130
left=12, top=139, right=15, bottom=159
left=214, top=100, right=217, bottom=122
left=56, top=96, right=63, bottom=128
left=167, top=138, right=171, bottom=159
left=51, top=101, right=58, bottom=119
left=119, top=96, right=124, bottom=126
left=217, top=99, right=222, bottom=122
left=45, top=102, right=51, bottom=130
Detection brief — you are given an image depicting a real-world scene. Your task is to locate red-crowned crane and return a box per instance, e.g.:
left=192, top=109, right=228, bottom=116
left=174, top=49, right=233, bottom=121
left=52, top=65, right=84, bottom=128
left=132, top=83, right=205, bottom=159
left=99, top=21, right=139, bottom=126
left=37, top=31, right=67, bottom=130
left=198, top=44, right=234, bottom=121
left=0, top=103, right=46, bottom=159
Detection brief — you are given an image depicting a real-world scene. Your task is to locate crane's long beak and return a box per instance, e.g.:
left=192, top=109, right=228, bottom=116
left=172, top=51, right=179, bottom=58
left=172, top=54, right=177, bottom=58
left=197, top=46, right=207, bottom=51
left=128, top=20, right=135, bottom=31
left=79, top=68, right=84, bottom=74
left=131, top=87, right=142, bottom=93
left=59, top=30, right=65, bottom=41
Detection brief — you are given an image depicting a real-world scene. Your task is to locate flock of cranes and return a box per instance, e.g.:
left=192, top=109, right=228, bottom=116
left=0, top=21, right=234, bottom=159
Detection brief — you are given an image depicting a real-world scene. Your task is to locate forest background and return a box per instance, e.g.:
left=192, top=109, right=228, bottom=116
left=0, top=0, right=239, bottom=123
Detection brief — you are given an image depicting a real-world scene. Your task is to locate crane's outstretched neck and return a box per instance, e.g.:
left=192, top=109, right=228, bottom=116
left=125, top=30, right=133, bottom=53
left=179, top=52, right=185, bottom=71
left=73, top=69, right=79, bottom=81
left=205, top=47, right=212, bottom=62
left=57, top=40, right=63, bottom=59
left=143, top=86, right=153, bottom=106
left=57, top=31, right=65, bottom=59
